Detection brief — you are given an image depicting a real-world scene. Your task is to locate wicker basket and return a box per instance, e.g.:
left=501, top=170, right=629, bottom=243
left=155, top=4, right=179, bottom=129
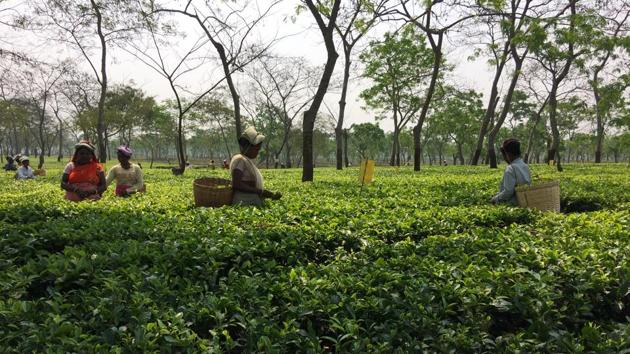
left=34, top=169, right=46, bottom=176
left=193, top=177, right=233, bottom=207
left=516, top=180, right=560, bottom=212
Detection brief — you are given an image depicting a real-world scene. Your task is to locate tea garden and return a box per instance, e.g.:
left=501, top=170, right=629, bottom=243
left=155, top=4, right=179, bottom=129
left=1, top=162, right=629, bottom=352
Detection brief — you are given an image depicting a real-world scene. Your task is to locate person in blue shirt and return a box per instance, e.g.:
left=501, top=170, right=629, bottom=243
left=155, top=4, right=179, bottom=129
left=491, top=138, right=531, bottom=205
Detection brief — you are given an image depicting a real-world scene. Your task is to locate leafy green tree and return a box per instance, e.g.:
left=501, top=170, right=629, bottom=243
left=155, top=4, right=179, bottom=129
left=76, top=84, right=155, bottom=160
left=605, top=132, right=630, bottom=162
left=332, top=0, right=385, bottom=170
left=471, top=0, right=541, bottom=166
left=360, top=26, right=433, bottom=166
left=580, top=5, right=629, bottom=162
left=350, top=122, right=385, bottom=161
left=380, top=0, right=502, bottom=170
left=136, top=103, right=176, bottom=167
left=193, top=96, right=236, bottom=161
left=530, top=0, right=595, bottom=171
left=430, top=87, right=484, bottom=165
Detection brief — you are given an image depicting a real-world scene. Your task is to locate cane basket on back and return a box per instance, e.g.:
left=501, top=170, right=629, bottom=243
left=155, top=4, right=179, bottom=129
left=516, top=180, right=560, bottom=212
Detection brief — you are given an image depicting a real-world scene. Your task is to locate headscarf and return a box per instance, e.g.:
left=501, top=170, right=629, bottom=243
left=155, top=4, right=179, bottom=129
left=117, top=145, right=133, bottom=157
left=72, top=140, right=98, bottom=163
left=240, top=126, right=265, bottom=146
left=68, top=140, right=101, bottom=185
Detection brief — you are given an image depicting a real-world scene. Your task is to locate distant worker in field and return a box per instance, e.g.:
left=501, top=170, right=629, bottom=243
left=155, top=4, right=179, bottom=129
left=4, top=155, right=16, bottom=171
left=106, top=146, right=145, bottom=197
left=61, top=141, right=107, bottom=201
left=230, top=126, right=282, bottom=206
left=15, top=156, right=35, bottom=179
left=491, top=138, right=531, bottom=205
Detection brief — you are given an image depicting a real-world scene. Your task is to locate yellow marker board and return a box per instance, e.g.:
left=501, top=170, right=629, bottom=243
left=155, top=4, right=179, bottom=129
left=359, top=160, right=375, bottom=184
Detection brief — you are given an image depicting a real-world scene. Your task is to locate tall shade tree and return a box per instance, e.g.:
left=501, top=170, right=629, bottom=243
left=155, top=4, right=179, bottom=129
left=60, top=68, right=100, bottom=141
left=22, top=60, right=69, bottom=169
left=75, top=84, right=154, bottom=158
left=331, top=0, right=385, bottom=170
left=530, top=0, right=590, bottom=171
left=349, top=122, right=386, bottom=160
left=520, top=73, right=550, bottom=163
left=148, top=0, right=281, bottom=140
left=33, top=0, right=142, bottom=162
left=244, top=56, right=318, bottom=168
left=360, top=27, right=434, bottom=166
left=430, top=86, right=484, bottom=165
left=0, top=54, right=33, bottom=155
left=381, top=0, right=499, bottom=171
left=300, top=0, right=342, bottom=182
left=581, top=4, right=629, bottom=162
left=469, top=0, right=546, bottom=167
left=49, top=90, right=74, bottom=161
left=123, top=15, right=233, bottom=174
left=484, top=1, right=561, bottom=168
left=192, top=96, right=236, bottom=161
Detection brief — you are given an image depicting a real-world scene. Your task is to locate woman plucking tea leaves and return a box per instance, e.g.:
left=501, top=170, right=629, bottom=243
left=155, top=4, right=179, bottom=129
left=61, top=141, right=107, bottom=202
left=106, top=145, right=146, bottom=197
left=230, top=126, right=282, bottom=206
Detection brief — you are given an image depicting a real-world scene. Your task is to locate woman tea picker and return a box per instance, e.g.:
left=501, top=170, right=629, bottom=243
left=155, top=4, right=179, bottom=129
left=106, top=146, right=145, bottom=197
left=230, top=126, right=282, bottom=206
left=491, top=138, right=532, bottom=205
left=61, top=141, right=107, bottom=201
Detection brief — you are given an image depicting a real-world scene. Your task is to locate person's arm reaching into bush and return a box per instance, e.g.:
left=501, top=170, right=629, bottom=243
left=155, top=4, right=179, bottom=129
left=232, top=169, right=281, bottom=200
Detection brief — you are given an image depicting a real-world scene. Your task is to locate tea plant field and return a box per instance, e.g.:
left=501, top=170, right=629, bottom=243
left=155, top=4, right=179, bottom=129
left=1, top=162, right=629, bottom=352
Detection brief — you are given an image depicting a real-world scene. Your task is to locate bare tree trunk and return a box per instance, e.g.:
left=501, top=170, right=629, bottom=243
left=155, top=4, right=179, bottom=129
left=92, top=0, right=108, bottom=163
left=285, top=142, right=292, bottom=168
left=547, top=89, right=563, bottom=172
left=457, top=142, right=464, bottom=165
left=414, top=34, right=442, bottom=172
left=336, top=53, right=351, bottom=170
left=395, top=134, right=401, bottom=166
left=546, top=0, right=577, bottom=172
left=177, top=113, right=186, bottom=171
left=343, top=128, right=349, bottom=167
left=593, top=77, right=605, bottom=163
left=302, top=0, right=341, bottom=182
left=390, top=124, right=399, bottom=166
left=37, top=93, right=48, bottom=169
left=524, top=99, right=548, bottom=163
left=472, top=57, right=507, bottom=166
left=217, top=44, right=242, bottom=140
left=487, top=54, right=526, bottom=168
left=57, top=122, right=63, bottom=162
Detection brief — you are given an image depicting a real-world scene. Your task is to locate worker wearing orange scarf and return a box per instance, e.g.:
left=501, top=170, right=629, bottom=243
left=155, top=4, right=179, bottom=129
left=61, top=141, right=107, bottom=201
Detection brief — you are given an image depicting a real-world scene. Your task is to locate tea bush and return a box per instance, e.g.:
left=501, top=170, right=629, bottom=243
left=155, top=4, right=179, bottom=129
left=1, top=162, right=629, bottom=352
